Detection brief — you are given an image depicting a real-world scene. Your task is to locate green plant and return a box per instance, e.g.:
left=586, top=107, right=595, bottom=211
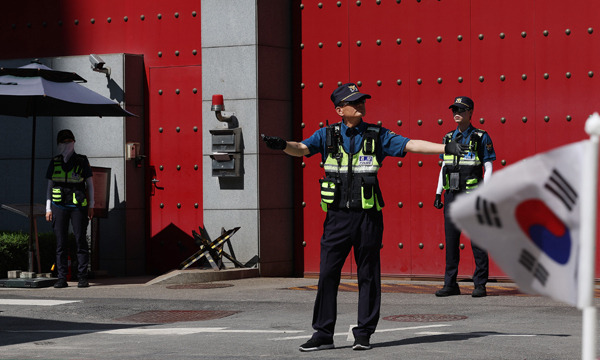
left=0, top=231, right=76, bottom=278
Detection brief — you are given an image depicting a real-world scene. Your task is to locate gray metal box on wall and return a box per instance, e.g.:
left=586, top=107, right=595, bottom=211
left=209, top=128, right=243, bottom=177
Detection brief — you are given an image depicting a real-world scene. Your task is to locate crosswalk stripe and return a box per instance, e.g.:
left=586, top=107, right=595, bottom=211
left=0, top=299, right=80, bottom=306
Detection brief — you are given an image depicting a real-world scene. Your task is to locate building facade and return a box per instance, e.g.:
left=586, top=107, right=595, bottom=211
left=0, top=0, right=598, bottom=279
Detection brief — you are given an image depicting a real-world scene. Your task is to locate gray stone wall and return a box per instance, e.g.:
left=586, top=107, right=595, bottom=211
left=201, top=0, right=294, bottom=276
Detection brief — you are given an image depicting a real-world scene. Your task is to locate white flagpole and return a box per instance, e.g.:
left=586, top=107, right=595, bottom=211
left=579, top=112, right=600, bottom=360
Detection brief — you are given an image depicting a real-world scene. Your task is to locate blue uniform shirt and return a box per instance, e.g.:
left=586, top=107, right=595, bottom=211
left=301, top=120, right=411, bottom=163
left=439, top=124, right=496, bottom=163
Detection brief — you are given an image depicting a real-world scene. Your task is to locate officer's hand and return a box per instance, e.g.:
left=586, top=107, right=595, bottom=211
left=261, top=134, right=287, bottom=150
left=433, top=194, right=443, bottom=209
left=444, top=141, right=468, bottom=156
left=45, top=211, right=52, bottom=222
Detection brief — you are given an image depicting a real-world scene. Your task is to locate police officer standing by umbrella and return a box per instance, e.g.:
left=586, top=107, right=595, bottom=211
left=262, top=83, right=467, bottom=352
left=45, top=129, right=94, bottom=289
left=433, top=96, right=496, bottom=298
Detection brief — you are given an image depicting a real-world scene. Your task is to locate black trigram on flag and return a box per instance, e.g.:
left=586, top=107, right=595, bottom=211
left=518, top=249, right=549, bottom=286
left=475, top=196, right=502, bottom=227
left=544, top=168, right=577, bottom=211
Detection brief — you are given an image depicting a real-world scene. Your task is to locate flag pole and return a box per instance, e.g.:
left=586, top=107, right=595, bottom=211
left=579, top=112, right=600, bottom=360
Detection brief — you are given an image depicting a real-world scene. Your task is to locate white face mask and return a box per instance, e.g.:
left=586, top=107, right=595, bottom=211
left=57, top=141, right=75, bottom=162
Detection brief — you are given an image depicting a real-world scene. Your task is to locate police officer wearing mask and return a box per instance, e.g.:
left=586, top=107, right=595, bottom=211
left=45, top=129, right=94, bottom=288
left=433, top=97, right=496, bottom=298
left=262, top=83, right=467, bottom=352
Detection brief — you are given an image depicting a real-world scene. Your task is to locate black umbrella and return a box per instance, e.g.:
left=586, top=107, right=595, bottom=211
left=0, top=61, right=134, bottom=272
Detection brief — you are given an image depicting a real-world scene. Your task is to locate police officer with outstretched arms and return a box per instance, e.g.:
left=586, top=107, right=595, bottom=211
left=262, top=83, right=467, bottom=352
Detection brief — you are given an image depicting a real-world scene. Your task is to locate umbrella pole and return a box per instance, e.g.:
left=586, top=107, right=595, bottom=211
left=28, top=115, right=36, bottom=273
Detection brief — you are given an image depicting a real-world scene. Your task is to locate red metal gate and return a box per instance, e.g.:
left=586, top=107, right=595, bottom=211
left=297, top=0, right=600, bottom=279
left=147, top=66, right=203, bottom=274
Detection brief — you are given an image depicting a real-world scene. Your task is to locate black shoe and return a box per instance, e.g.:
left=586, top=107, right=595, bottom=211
left=353, top=336, right=371, bottom=350
left=53, top=278, right=68, bottom=288
left=435, top=285, right=460, bottom=297
left=299, top=337, right=334, bottom=352
left=77, top=277, right=89, bottom=288
left=472, top=285, right=487, bottom=297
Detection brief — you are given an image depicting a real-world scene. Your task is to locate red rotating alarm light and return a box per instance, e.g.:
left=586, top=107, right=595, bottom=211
left=211, top=94, right=224, bottom=111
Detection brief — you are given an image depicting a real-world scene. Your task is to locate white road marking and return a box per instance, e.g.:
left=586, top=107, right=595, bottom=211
left=5, top=327, right=305, bottom=336
left=272, top=324, right=452, bottom=341
left=347, top=324, right=356, bottom=341
left=375, top=324, right=452, bottom=333
left=0, top=299, right=80, bottom=306
left=100, top=328, right=305, bottom=335
left=415, top=331, right=452, bottom=335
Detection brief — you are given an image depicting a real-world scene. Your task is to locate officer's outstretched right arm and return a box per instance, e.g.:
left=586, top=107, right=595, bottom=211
left=261, top=134, right=309, bottom=157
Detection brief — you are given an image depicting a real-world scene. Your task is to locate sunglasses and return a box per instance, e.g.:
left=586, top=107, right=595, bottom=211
left=451, top=107, right=469, bottom=114
left=339, top=99, right=366, bottom=107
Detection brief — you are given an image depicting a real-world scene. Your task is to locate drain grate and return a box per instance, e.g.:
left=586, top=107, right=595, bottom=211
left=115, top=310, right=239, bottom=324
left=166, top=283, right=234, bottom=290
left=384, top=314, right=468, bottom=322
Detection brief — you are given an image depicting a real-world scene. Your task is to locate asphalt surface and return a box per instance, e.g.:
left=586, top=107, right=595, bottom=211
left=0, top=276, right=596, bottom=360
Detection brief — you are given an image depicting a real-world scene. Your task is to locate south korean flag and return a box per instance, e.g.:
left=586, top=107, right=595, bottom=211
left=450, top=141, right=585, bottom=306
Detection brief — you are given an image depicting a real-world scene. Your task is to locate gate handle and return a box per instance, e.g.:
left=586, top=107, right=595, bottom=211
left=151, top=178, right=164, bottom=190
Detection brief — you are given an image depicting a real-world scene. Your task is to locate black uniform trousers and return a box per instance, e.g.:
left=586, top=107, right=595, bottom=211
left=312, top=207, right=383, bottom=341
left=52, top=203, right=90, bottom=280
left=443, top=191, right=489, bottom=287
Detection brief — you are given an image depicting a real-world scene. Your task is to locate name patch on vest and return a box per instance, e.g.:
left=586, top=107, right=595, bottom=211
left=358, top=155, right=374, bottom=165
left=464, top=152, right=475, bottom=160
left=70, top=173, right=82, bottom=181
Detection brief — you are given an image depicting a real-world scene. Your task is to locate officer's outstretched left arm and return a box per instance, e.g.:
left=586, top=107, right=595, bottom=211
left=405, top=139, right=467, bottom=156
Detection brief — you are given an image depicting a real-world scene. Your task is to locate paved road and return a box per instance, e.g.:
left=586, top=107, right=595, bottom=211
left=0, top=276, right=595, bottom=359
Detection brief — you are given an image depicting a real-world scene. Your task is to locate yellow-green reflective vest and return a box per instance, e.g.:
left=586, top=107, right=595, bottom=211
left=320, top=124, right=383, bottom=211
left=442, top=129, right=485, bottom=193
left=51, top=154, right=88, bottom=207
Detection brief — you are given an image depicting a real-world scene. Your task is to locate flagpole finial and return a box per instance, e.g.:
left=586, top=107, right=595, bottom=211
left=585, top=113, right=600, bottom=136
